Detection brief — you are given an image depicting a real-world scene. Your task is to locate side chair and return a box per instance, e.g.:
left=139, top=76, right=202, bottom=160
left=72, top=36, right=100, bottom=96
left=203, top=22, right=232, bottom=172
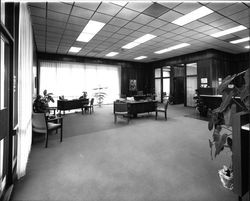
left=84, top=98, right=94, bottom=114
left=114, top=101, right=130, bottom=123
left=155, top=100, right=169, bottom=120
left=32, top=113, right=63, bottom=148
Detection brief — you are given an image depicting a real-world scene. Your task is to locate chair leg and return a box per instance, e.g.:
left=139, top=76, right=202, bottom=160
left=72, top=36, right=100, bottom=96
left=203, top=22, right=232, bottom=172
left=45, top=132, right=48, bottom=148
left=155, top=111, right=158, bottom=120
left=165, top=111, right=167, bottom=120
left=114, top=115, right=117, bottom=123
left=60, top=127, right=63, bottom=142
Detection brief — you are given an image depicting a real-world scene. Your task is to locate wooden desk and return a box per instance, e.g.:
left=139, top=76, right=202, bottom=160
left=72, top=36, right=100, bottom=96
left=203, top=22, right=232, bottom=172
left=127, top=100, right=157, bottom=117
left=57, top=99, right=89, bottom=114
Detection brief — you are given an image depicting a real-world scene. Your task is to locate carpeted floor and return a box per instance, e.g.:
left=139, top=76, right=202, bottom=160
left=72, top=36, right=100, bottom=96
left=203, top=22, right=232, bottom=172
left=11, top=104, right=237, bottom=201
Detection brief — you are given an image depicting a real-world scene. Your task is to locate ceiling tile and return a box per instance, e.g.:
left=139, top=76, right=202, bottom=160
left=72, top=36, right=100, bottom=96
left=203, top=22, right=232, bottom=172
left=66, top=23, right=84, bottom=32
left=124, top=22, right=143, bottom=30
left=97, top=2, right=122, bottom=16
left=137, top=26, right=155, bottom=33
left=148, top=19, right=167, bottom=28
left=29, top=6, right=46, bottom=18
left=132, top=14, right=154, bottom=25
left=31, top=16, right=46, bottom=25
left=102, top=24, right=120, bottom=33
left=143, top=3, right=169, bottom=18
left=173, top=3, right=202, bottom=14
left=48, top=3, right=72, bottom=15
left=47, top=26, right=64, bottom=34
left=117, top=28, right=134, bottom=36
left=159, top=10, right=182, bottom=22
left=116, top=8, right=139, bottom=20
left=91, top=12, right=113, bottom=23
left=198, top=13, right=224, bottom=24
left=74, top=2, right=100, bottom=11
left=68, top=16, right=88, bottom=26
left=71, top=6, right=94, bottom=19
left=46, top=19, right=66, bottom=28
left=125, top=2, right=153, bottom=12
left=109, top=17, right=129, bottom=27
left=157, top=2, right=180, bottom=9
left=219, top=3, right=247, bottom=16
left=47, top=11, right=69, bottom=22
left=183, top=21, right=204, bottom=29
left=29, top=3, right=46, bottom=9
left=160, top=23, right=179, bottom=32
left=204, top=3, right=232, bottom=11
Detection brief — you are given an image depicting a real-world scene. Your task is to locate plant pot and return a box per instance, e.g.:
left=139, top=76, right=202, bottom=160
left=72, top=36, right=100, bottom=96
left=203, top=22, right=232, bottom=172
left=218, top=168, right=233, bottom=190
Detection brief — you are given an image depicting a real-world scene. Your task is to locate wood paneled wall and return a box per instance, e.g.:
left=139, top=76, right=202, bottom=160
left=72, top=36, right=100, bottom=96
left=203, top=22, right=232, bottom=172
left=149, top=49, right=250, bottom=96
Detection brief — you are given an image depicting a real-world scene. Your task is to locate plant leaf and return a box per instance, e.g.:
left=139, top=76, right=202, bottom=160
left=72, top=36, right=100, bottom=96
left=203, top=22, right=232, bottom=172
left=227, top=137, right=232, bottom=151
left=223, top=104, right=236, bottom=126
left=218, top=90, right=235, bottom=113
left=214, top=133, right=228, bottom=158
left=209, top=139, right=213, bottom=160
left=243, top=68, right=249, bottom=87
left=217, top=74, right=236, bottom=94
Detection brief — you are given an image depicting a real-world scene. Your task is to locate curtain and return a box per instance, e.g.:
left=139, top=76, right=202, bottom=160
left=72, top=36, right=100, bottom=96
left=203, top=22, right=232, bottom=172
left=40, top=61, right=121, bottom=105
left=17, top=3, right=33, bottom=179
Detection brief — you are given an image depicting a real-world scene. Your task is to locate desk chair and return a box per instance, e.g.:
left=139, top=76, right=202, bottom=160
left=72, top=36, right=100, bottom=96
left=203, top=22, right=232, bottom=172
left=32, top=113, right=63, bottom=148
left=84, top=98, right=94, bottom=114
left=155, top=100, right=169, bottom=120
left=114, top=102, right=130, bottom=123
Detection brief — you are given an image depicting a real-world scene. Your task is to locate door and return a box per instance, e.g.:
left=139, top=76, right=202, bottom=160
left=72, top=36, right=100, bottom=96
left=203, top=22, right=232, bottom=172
left=0, top=33, right=10, bottom=195
left=173, top=77, right=184, bottom=104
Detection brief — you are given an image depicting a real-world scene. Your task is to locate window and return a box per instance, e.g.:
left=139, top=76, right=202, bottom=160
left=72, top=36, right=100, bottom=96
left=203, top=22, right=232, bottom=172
left=40, top=61, right=121, bottom=105
left=186, top=63, right=197, bottom=107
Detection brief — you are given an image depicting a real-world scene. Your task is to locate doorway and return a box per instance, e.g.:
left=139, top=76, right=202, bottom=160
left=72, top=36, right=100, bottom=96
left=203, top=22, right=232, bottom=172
left=172, top=64, right=185, bottom=105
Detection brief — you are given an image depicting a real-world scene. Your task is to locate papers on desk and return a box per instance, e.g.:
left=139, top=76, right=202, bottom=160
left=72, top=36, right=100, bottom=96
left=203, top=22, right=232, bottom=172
left=241, top=124, right=250, bottom=131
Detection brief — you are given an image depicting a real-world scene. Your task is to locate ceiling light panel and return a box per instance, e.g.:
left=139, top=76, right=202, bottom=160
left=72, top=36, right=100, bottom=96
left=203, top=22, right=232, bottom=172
left=134, top=56, right=147, bottom=60
left=230, top=37, right=250, bottom=44
left=155, top=43, right=190, bottom=54
left=106, top=52, right=119, bottom=57
left=245, top=46, right=250, bottom=49
left=211, top=25, right=247, bottom=38
left=172, top=6, right=214, bottom=26
left=122, top=34, right=156, bottom=49
left=77, top=20, right=106, bottom=42
left=69, top=47, right=81, bottom=53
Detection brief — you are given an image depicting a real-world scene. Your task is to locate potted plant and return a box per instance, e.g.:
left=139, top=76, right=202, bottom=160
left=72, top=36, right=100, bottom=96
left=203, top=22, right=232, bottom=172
left=208, top=68, right=249, bottom=189
left=33, top=89, right=54, bottom=113
left=93, top=86, right=107, bottom=107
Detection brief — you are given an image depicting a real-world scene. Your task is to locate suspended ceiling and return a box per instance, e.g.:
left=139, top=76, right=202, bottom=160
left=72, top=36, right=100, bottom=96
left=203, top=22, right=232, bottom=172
left=29, top=1, right=250, bottom=63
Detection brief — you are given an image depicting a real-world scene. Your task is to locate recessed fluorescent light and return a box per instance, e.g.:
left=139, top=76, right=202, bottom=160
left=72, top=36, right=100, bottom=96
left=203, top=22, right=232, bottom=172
left=106, top=52, right=119, bottom=57
left=211, top=25, right=247, bottom=38
left=245, top=45, right=250, bottom=49
left=155, top=43, right=190, bottom=54
left=77, top=20, right=105, bottom=42
left=134, top=56, right=147, bottom=60
left=122, top=34, right=156, bottom=49
left=122, top=42, right=140, bottom=49
left=69, top=47, right=81, bottom=53
left=172, top=6, right=213, bottom=26
left=111, top=1, right=127, bottom=6
left=230, top=37, right=250, bottom=44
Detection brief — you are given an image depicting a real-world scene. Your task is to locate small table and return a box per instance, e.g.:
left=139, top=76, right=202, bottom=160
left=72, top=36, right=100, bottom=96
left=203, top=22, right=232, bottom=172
left=48, top=107, right=57, bottom=115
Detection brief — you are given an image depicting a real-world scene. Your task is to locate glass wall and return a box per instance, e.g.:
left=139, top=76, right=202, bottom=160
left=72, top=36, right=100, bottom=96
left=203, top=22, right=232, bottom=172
left=162, top=66, right=170, bottom=102
left=154, top=68, right=161, bottom=101
left=186, top=63, right=197, bottom=107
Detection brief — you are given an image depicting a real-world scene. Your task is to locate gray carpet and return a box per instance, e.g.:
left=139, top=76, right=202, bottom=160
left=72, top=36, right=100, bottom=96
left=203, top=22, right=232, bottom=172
left=12, top=105, right=237, bottom=201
